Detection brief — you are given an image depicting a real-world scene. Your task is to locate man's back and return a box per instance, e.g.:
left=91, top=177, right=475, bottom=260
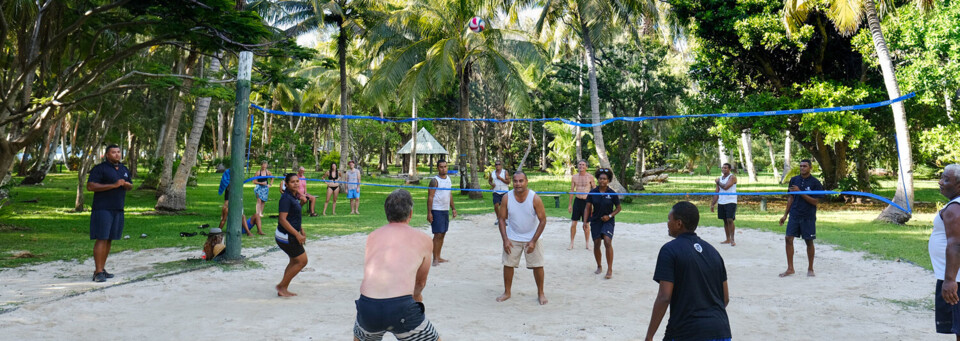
left=654, top=233, right=730, bottom=340
left=360, top=224, right=431, bottom=299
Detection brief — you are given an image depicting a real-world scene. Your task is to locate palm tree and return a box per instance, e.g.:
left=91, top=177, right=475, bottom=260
left=526, top=0, right=645, bottom=194
left=364, top=0, right=541, bottom=199
left=269, top=0, right=378, bottom=173
left=783, top=0, right=931, bottom=223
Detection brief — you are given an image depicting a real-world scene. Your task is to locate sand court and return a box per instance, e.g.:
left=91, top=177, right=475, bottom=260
left=0, top=213, right=939, bottom=340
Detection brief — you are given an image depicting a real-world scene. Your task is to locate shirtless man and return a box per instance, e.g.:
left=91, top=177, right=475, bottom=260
left=568, top=160, right=595, bottom=250
left=353, top=189, right=440, bottom=341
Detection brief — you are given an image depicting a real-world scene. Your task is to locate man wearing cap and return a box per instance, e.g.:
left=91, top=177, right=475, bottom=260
left=488, top=161, right=510, bottom=226
left=86, top=144, right=132, bottom=282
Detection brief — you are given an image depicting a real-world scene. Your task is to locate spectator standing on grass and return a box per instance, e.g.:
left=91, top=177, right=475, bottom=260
left=322, top=162, right=340, bottom=216
left=644, top=201, right=730, bottom=341
left=930, top=164, right=960, bottom=339
left=711, top=163, right=738, bottom=246
left=86, top=144, right=132, bottom=283
left=778, top=159, right=824, bottom=277
left=346, top=161, right=361, bottom=215
left=488, top=160, right=509, bottom=226
left=251, top=161, right=272, bottom=235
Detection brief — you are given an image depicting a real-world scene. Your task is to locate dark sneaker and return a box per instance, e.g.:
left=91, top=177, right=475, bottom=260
left=103, top=271, right=115, bottom=279
left=93, top=272, right=107, bottom=282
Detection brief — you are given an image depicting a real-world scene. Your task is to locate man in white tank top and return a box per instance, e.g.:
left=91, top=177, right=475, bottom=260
left=497, top=171, right=548, bottom=305
left=487, top=161, right=510, bottom=226
left=930, top=163, right=960, bottom=337
left=710, top=163, right=738, bottom=246
left=427, top=160, right=457, bottom=267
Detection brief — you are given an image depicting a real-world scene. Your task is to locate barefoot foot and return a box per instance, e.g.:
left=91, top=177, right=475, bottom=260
left=779, top=270, right=795, bottom=278
left=437, top=257, right=449, bottom=263
left=605, top=270, right=612, bottom=279
left=276, top=285, right=297, bottom=297
left=496, top=293, right=511, bottom=302
left=807, top=270, right=816, bottom=277
left=730, top=240, right=736, bottom=246
left=538, top=294, right=548, bottom=305
left=568, top=244, right=574, bottom=250
left=594, top=267, right=602, bottom=275
left=720, top=240, right=731, bottom=244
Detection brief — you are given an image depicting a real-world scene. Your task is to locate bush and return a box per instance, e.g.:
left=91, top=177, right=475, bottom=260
left=67, top=156, right=81, bottom=171
left=319, top=151, right=340, bottom=171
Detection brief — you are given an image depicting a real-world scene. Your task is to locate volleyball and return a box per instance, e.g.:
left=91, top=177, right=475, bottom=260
left=468, top=17, right=485, bottom=33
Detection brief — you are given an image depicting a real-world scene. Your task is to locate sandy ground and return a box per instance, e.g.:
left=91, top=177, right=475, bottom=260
left=0, top=213, right=940, bottom=340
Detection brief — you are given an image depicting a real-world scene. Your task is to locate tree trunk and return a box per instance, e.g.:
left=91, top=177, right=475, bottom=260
left=337, top=20, right=351, bottom=179
left=741, top=130, right=758, bottom=182
left=459, top=62, right=482, bottom=199
left=576, top=50, right=584, bottom=162
left=718, top=138, right=729, bottom=168
left=127, top=131, right=138, bottom=178
left=946, top=90, right=954, bottom=121
left=156, top=56, right=219, bottom=211
left=519, top=122, right=535, bottom=171
left=21, top=120, right=62, bottom=185
left=781, top=129, right=792, bottom=183
left=581, top=20, right=626, bottom=193
left=865, top=0, right=913, bottom=223
left=540, top=113, right=547, bottom=171
left=410, top=98, right=418, bottom=178
left=75, top=105, right=120, bottom=212
left=766, top=137, right=780, bottom=181
left=156, top=51, right=199, bottom=196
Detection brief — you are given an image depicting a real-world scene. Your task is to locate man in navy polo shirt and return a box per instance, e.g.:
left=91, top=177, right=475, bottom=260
left=778, top=159, right=824, bottom=278
left=645, top=201, right=730, bottom=341
left=86, top=144, right=132, bottom=282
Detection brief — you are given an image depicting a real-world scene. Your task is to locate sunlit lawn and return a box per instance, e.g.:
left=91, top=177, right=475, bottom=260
left=0, top=168, right=943, bottom=271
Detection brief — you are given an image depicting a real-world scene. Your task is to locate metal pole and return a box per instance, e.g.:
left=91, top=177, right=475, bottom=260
left=225, top=51, right=252, bottom=260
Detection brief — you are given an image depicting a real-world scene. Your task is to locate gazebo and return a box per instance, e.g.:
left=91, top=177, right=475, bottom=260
left=397, top=128, right=448, bottom=174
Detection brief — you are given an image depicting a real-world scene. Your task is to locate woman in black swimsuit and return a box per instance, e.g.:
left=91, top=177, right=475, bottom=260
left=322, top=163, right=340, bottom=215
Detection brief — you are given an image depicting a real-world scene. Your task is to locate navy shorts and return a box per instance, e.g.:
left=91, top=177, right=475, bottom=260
left=717, top=203, right=736, bottom=220
left=431, top=210, right=449, bottom=234
left=786, top=217, right=816, bottom=240
left=571, top=198, right=587, bottom=221
left=492, top=192, right=505, bottom=205
left=590, top=220, right=615, bottom=240
left=90, top=209, right=124, bottom=240
left=936, top=280, right=960, bottom=334
left=276, top=236, right=305, bottom=258
left=354, top=295, right=439, bottom=341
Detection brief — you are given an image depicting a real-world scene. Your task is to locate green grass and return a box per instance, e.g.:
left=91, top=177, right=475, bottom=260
left=0, top=169, right=943, bottom=271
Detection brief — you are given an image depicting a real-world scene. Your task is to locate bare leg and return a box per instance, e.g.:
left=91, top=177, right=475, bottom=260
left=322, top=188, right=332, bottom=215
left=805, top=239, right=815, bottom=276
left=593, top=238, right=602, bottom=274
left=331, top=189, right=339, bottom=214
left=256, top=198, right=265, bottom=218
left=432, top=233, right=448, bottom=266
left=497, top=266, right=513, bottom=302
left=728, top=219, right=736, bottom=246
left=93, top=240, right=110, bottom=274
left=276, top=253, right=307, bottom=297
left=219, top=202, right=228, bottom=229
left=569, top=221, right=578, bottom=250
left=780, top=236, right=795, bottom=277
left=721, top=219, right=732, bottom=244
left=253, top=211, right=264, bottom=235
left=533, top=267, right=547, bottom=305
left=603, top=236, right=613, bottom=279
left=493, top=203, right=501, bottom=226
left=308, top=195, right=317, bottom=214
left=583, top=222, right=591, bottom=250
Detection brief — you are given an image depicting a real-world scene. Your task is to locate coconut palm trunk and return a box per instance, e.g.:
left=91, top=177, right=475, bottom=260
left=337, top=20, right=351, bottom=174
left=157, top=51, right=199, bottom=196
left=864, top=0, right=913, bottom=223
left=741, top=130, right=758, bottom=182
left=459, top=62, right=483, bottom=199
left=580, top=20, right=626, bottom=193
left=156, top=56, right=221, bottom=211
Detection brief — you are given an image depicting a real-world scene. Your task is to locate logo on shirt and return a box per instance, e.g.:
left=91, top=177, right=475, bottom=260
left=693, top=243, right=703, bottom=253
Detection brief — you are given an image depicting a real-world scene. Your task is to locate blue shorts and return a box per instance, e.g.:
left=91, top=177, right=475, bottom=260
left=590, top=220, right=614, bottom=240
left=431, top=210, right=449, bottom=234
left=90, top=209, right=124, bottom=240
left=492, top=192, right=505, bottom=205
left=347, top=189, right=359, bottom=199
left=786, top=217, right=816, bottom=240
left=354, top=295, right=439, bottom=341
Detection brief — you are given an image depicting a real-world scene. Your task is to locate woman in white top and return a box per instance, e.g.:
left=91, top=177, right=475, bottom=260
left=710, top=163, right=738, bottom=246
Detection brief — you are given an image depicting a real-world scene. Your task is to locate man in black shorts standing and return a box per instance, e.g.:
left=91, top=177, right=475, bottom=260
left=645, top=201, right=730, bottom=341
left=779, top=159, right=824, bottom=277
left=86, top=144, right=132, bottom=282
left=568, top=160, right=595, bottom=250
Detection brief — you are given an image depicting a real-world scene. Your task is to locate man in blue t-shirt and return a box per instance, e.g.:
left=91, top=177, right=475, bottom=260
left=86, top=144, right=132, bottom=282
left=645, top=201, right=730, bottom=341
left=778, top=159, right=824, bottom=278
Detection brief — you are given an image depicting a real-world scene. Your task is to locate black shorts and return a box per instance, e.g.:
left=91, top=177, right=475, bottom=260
left=223, top=187, right=230, bottom=202
left=786, top=217, right=816, bottom=240
left=90, top=209, right=124, bottom=240
left=590, top=220, right=614, bottom=240
left=717, top=203, right=736, bottom=220
left=276, top=237, right=305, bottom=258
left=571, top=198, right=587, bottom=221
left=936, top=280, right=960, bottom=334
left=492, top=192, right=505, bottom=205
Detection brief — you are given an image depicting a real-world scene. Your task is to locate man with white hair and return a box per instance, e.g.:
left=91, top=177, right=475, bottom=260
left=931, top=163, right=960, bottom=339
